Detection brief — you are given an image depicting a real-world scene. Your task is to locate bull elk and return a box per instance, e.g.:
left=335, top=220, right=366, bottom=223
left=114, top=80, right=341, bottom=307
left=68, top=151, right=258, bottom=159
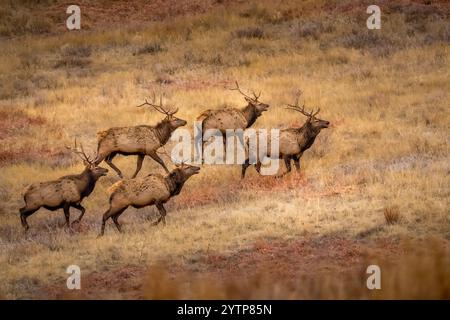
left=98, top=163, right=200, bottom=236
left=242, top=91, right=330, bottom=178
left=95, top=94, right=186, bottom=178
left=197, top=81, right=269, bottom=149
left=19, top=141, right=109, bottom=231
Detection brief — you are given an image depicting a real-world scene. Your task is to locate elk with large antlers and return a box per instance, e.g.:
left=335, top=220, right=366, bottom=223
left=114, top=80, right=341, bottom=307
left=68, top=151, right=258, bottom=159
left=98, top=163, right=200, bottom=236
left=19, top=140, right=109, bottom=231
left=242, top=91, right=330, bottom=178
left=197, top=81, right=269, bottom=149
left=95, top=94, right=186, bottom=178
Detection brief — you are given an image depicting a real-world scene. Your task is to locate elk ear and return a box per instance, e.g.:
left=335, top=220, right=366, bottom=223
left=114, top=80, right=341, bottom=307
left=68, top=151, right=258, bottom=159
left=244, top=97, right=253, bottom=103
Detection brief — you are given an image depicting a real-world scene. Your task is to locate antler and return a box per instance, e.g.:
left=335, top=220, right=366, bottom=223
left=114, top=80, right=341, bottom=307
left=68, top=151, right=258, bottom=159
left=66, top=138, right=94, bottom=165
left=230, top=81, right=260, bottom=102
left=286, top=90, right=319, bottom=118
left=137, top=93, right=178, bottom=116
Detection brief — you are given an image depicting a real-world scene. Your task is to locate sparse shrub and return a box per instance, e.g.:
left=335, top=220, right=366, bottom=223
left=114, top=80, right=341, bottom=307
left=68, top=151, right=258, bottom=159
left=293, top=20, right=334, bottom=40
left=423, top=24, right=450, bottom=45
left=54, top=56, right=90, bottom=69
left=239, top=3, right=270, bottom=20
left=135, top=42, right=165, bottom=55
left=384, top=206, right=401, bottom=225
left=234, top=27, right=265, bottom=39
left=336, top=29, right=397, bottom=57
left=0, top=5, right=52, bottom=37
left=209, top=54, right=223, bottom=66
left=184, top=51, right=205, bottom=65
left=54, top=44, right=92, bottom=69
left=62, top=44, right=92, bottom=58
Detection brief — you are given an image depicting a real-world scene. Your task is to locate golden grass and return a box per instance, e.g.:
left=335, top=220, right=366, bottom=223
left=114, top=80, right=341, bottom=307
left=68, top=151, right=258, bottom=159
left=142, top=241, right=450, bottom=299
left=0, top=0, right=449, bottom=299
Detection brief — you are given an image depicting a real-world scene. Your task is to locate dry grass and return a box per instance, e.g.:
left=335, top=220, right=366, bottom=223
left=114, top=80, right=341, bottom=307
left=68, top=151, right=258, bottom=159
left=384, top=206, right=401, bottom=225
left=143, top=241, right=450, bottom=299
left=0, top=0, right=449, bottom=299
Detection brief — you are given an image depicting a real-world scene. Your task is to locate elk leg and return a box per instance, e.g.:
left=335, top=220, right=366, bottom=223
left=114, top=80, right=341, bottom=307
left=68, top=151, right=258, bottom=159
left=276, top=156, right=291, bottom=178
left=99, top=209, right=111, bottom=237
left=105, top=153, right=123, bottom=178
left=71, top=204, right=86, bottom=225
left=241, top=159, right=251, bottom=179
left=99, top=206, right=127, bottom=237
left=63, top=204, right=71, bottom=228
left=284, top=156, right=292, bottom=173
left=153, top=203, right=167, bottom=226
left=131, top=154, right=145, bottom=179
left=255, top=161, right=262, bottom=174
left=111, top=207, right=127, bottom=233
left=293, top=154, right=301, bottom=172
left=19, top=207, right=38, bottom=231
left=148, top=152, right=169, bottom=173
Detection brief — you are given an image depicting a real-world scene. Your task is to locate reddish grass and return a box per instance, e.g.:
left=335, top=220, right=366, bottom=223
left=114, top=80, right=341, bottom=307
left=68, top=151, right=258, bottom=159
left=0, top=110, right=45, bottom=140
left=0, top=146, right=71, bottom=166
left=37, top=235, right=401, bottom=299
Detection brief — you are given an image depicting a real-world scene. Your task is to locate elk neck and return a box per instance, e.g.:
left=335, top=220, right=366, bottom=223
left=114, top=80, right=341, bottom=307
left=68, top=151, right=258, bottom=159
left=77, top=167, right=98, bottom=198
left=241, top=103, right=258, bottom=128
left=165, top=170, right=187, bottom=196
left=298, top=121, right=320, bottom=151
left=154, top=119, right=174, bottom=145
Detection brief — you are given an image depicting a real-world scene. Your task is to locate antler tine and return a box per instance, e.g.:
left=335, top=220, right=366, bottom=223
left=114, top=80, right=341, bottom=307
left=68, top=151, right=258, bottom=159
left=252, top=90, right=261, bottom=101
left=78, top=142, right=92, bottom=164
left=230, top=81, right=254, bottom=101
left=137, top=93, right=168, bottom=115
left=66, top=138, right=93, bottom=165
left=313, top=107, right=321, bottom=117
left=286, top=90, right=314, bottom=118
left=168, top=106, right=179, bottom=115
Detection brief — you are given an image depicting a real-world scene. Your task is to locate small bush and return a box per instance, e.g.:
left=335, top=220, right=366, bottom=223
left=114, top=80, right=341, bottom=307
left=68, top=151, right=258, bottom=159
left=62, top=44, right=92, bottom=58
left=234, top=27, right=265, bottom=39
left=384, top=206, right=401, bottom=225
left=135, top=42, right=165, bottom=55
left=55, top=45, right=92, bottom=69
left=54, top=56, right=90, bottom=69
left=336, top=29, right=397, bottom=57
left=0, top=6, right=52, bottom=37
left=293, top=21, right=334, bottom=40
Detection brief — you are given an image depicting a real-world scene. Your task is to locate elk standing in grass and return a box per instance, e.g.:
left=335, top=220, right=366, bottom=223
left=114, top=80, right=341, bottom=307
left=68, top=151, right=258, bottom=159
left=19, top=141, right=108, bottom=231
left=242, top=91, right=330, bottom=178
left=95, top=95, right=186, bottom=178
left=98, top=163, right=200, bottom=236
left=197, top=82, right=269, bottom=152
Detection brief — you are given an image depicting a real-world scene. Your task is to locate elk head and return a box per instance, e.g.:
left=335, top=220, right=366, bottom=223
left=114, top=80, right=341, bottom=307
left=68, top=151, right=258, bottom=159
left=137, top=93, right=187, bottom=130
left=173, top=162, right=200, bottom=181
left=231, top=81, right=269, bottom=115
left=286, top=91, right=330, bottom=132
left=66, top=139, right=109, bottom=178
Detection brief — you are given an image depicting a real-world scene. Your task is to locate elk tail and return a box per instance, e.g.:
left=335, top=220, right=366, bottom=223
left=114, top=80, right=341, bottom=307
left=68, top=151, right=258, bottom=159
left=196, top=110, right=213, bottom=124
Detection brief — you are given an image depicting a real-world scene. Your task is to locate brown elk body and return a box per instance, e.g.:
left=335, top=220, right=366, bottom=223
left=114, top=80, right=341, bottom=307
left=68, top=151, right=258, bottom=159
left=197, top=82, right=269, bottom=148
left=98, top=164, right=200, bottom=236
left=95, top=97, right=186, bottom=178
left=242, top=92, right=330, bottom=178
left=19, top=143, right=108, bottom=230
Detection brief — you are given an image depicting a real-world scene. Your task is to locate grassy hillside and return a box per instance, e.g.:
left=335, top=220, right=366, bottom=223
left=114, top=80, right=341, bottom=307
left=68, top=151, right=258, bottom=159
left=0, top=0, right=449, bottom=299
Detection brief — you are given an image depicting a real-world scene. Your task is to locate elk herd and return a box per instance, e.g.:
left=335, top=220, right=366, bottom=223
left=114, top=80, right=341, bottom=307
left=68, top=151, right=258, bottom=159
left=19, top=82, right=330, bottom=236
